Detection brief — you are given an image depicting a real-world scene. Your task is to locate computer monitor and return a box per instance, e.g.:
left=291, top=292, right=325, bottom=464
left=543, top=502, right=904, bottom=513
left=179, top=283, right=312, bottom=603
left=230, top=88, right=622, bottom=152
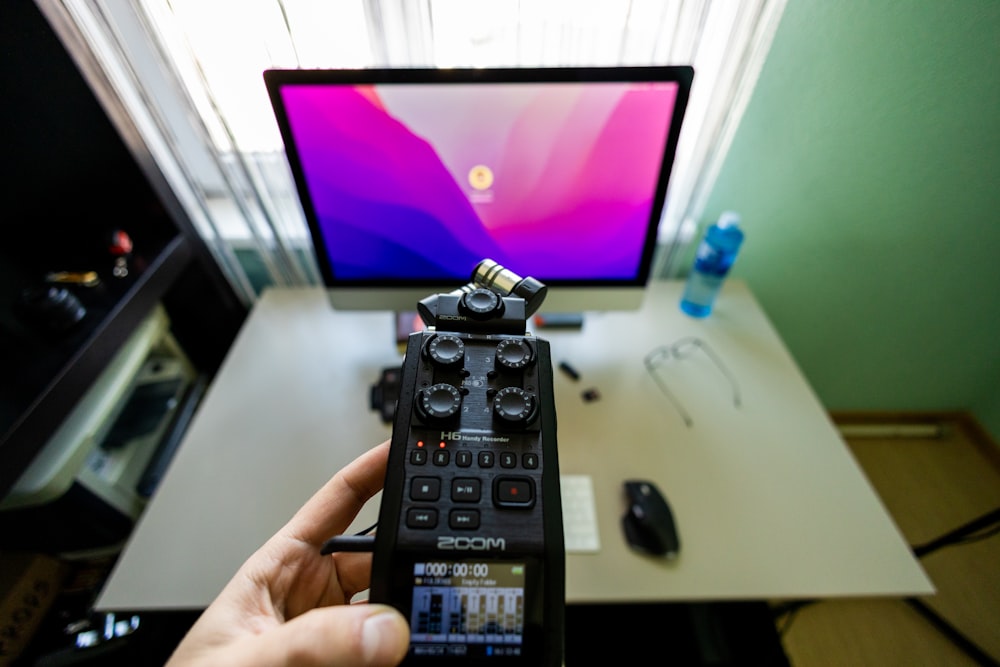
left=264, top=66, right=693, bottom=312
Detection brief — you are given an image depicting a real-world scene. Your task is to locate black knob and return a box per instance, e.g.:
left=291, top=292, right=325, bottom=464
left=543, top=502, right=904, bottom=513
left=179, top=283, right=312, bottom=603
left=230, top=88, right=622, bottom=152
left=459, top=288, right=503, bottom=319
left=493, top=386, right=536, bottom=425
left=495, top=339, right=534, bottom=371
left=426, top=334, right=465, bottom=368
left=417, top=383, right=462, bottom=422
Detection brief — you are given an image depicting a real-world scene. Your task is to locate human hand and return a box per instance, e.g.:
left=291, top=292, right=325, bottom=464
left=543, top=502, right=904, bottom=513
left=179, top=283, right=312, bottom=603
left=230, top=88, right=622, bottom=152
left=166, top=441, right=410, bottom=667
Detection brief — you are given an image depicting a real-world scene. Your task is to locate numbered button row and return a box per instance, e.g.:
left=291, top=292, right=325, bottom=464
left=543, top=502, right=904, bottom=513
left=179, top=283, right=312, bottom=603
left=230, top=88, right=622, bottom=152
left=410, top=448, right=538, bottom=469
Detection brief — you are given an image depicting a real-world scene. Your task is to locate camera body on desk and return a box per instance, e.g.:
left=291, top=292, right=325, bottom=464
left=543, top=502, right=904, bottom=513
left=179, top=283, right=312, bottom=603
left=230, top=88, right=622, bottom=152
left=370, top=260, right=565, bottom=666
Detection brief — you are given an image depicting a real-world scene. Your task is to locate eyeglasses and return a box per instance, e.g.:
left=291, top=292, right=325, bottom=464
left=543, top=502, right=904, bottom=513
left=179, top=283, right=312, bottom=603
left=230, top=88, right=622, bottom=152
left=643, top=337, right=741, bottom=427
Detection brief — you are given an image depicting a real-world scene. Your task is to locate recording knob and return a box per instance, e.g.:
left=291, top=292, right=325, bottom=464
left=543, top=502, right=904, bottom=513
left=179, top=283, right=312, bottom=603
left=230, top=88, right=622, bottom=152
left=426, top=334, right=465, bottom=368
left=417, top=383, right=462, bottom=423
left=495, top=338, right=534, bottom=371
left=493, top=386, right=536, bottom=426
left=459, top=288, right=503, bottom=319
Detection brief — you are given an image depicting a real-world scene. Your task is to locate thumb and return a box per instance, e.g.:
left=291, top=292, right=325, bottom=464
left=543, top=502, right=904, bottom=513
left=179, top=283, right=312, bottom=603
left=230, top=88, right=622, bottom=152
left=232, top=604, right=410, bottom=667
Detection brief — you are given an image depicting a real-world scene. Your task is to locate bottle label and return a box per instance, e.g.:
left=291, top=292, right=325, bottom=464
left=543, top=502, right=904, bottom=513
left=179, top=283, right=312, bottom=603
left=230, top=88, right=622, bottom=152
left=696, top=243, right=721, bottom=262
left=684, top=272, right=724, bottom=301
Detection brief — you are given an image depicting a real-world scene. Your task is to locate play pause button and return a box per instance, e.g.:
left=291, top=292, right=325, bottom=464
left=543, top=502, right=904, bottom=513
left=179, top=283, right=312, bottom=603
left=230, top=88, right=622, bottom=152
left=451, top=478, right=481, bottom=502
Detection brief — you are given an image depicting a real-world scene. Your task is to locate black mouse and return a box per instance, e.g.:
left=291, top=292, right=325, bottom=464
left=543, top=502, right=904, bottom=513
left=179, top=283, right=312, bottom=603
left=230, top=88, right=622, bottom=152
left=622, top=480, right=680, bottom=558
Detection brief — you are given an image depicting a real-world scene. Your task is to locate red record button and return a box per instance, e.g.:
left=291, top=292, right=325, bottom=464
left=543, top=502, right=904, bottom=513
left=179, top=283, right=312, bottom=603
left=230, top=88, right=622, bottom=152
left=494, top=477, right=535, bottom=508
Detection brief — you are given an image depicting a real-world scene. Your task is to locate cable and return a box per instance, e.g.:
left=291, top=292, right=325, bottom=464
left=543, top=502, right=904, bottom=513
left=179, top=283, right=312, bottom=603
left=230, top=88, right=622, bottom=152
left=319, top=522, right=378, bottom=555
left=771, top=600, right=817, bottom=638
left=949, top=523, right=1000, bottom=547
left=776, top=607, right=801, bottom=638
left=912, top=507, right=1000, bottom=559
left=320, top=534, right=375, bottom=555
left=354, top=522, right=378, bottom=536
left=772, top=513, right=1000, bottom=652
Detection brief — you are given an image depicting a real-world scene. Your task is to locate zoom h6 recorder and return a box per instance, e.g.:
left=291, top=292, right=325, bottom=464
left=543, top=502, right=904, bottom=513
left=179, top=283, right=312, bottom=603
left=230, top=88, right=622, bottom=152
left=370, top=259, right=564, bottom=666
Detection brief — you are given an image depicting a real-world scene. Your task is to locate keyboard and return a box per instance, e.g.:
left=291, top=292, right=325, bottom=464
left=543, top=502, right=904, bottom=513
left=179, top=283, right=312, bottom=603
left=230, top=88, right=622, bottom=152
left=560, top=474, right=601, bottom=553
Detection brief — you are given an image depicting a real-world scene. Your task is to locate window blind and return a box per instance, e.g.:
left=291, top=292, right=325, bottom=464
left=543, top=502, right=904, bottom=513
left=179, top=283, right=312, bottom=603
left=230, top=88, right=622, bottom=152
left=43, top=0, right=786, bottom=302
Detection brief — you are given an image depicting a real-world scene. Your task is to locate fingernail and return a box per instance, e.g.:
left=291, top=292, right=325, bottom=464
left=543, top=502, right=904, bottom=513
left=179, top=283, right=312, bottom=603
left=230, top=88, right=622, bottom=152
left=362, top=609, right=408, bottom=665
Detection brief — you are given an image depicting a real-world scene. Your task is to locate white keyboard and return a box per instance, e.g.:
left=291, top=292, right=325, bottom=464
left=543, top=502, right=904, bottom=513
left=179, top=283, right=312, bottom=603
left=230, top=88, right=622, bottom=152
left=560, top=474, right=601, bottom=553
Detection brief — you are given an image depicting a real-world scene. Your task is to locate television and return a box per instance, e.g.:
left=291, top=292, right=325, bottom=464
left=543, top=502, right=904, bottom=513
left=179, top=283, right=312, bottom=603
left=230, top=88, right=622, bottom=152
left=264, top=66, right=693, bottom=312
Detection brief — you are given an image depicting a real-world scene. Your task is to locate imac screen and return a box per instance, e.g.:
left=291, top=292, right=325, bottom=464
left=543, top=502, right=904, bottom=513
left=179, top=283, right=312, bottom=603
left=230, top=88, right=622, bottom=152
left=265, top=67, right=693, bottom=306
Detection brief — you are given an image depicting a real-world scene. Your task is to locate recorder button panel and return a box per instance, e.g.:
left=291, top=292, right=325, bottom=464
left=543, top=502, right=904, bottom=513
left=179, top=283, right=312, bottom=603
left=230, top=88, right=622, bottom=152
left=395, top=331, right=547, bottom=552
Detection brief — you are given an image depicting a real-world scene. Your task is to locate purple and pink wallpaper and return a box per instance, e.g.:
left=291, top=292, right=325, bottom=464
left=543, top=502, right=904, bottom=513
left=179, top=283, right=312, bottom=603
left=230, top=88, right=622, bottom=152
left=280, top=81, right=679, bottom=281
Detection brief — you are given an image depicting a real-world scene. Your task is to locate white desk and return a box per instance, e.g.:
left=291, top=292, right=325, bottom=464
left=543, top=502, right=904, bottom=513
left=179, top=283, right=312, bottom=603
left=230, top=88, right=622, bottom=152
left=96, top=280, right=932, bottom=610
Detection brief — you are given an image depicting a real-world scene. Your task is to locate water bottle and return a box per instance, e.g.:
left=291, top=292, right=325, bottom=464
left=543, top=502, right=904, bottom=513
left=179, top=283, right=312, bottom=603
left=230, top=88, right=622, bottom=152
left=680, top=211, right=744, bottom=317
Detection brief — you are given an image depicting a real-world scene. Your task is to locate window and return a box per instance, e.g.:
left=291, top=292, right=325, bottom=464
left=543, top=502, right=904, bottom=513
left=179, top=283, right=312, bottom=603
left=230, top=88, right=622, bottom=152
left=46, top=0, right=786, bottom=303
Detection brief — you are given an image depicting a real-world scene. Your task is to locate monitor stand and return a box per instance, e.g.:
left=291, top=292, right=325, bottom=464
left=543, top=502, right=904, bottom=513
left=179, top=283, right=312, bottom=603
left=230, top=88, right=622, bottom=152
left=532, top=312, right=585, bottom=330
left=395, top=310, right=586, bottom=349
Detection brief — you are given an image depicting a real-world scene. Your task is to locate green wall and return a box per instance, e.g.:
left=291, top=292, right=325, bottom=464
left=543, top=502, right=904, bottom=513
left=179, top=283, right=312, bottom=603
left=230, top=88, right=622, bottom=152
left=693, top=1, right=1000, bottom=438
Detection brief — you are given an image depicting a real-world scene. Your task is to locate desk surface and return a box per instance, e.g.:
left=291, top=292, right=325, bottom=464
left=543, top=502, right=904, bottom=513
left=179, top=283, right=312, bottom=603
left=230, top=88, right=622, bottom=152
left=97, top=280, right=932, bottom=610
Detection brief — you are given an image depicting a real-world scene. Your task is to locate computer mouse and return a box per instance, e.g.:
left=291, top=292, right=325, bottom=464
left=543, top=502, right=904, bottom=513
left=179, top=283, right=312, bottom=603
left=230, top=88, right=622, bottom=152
left=621, top=480, right=680, bottom=558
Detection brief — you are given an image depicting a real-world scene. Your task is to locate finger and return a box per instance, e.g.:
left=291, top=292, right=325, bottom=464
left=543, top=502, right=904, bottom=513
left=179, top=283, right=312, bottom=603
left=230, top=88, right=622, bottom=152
left=330, top=551, right=374, bottom=600
left=285, top=441, right=390, bottom=546
left=225, top=603, right=410, bottom=667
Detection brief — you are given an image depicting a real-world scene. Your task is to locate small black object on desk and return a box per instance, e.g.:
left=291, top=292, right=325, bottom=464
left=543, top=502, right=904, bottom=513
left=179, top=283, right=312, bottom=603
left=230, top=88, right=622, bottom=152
left=622, top=480, right=680, bottom=558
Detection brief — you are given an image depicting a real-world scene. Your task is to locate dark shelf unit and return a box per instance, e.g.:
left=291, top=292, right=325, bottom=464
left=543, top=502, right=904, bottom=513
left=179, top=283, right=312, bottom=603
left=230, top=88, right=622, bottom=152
left=0, top=0, right=248, bottom=497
